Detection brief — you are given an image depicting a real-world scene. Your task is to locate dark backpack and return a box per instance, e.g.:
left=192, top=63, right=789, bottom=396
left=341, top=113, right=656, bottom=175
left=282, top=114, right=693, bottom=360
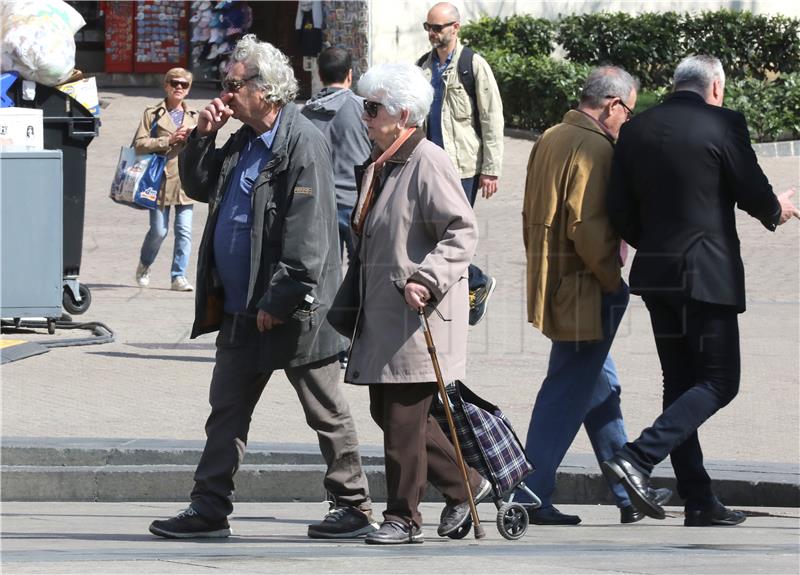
left=417, top=46, right=481, bottom=137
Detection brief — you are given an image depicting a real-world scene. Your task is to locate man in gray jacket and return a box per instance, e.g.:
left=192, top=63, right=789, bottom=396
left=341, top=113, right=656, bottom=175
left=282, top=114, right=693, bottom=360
left=148, top=36, right=376, bottom=541
left=302, top=47, right=371, bottom=266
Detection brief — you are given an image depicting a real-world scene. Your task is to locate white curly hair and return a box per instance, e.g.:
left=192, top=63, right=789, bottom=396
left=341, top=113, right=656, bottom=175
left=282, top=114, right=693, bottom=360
left=230, top=34, right=298, bottom=104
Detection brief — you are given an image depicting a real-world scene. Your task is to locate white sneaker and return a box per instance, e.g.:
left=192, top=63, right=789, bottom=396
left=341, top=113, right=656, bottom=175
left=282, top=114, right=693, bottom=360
left=171, top=276, right=194, bottom=292
left=136, top=262, right=150, bottom=287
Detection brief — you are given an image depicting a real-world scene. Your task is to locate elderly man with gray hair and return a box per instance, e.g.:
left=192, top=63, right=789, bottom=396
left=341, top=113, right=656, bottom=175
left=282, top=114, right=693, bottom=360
left=148, top=35, right=377, bottom=540
left=603, top=55, right=798, bottom=527
left=518, top=65, right=671, bottom=526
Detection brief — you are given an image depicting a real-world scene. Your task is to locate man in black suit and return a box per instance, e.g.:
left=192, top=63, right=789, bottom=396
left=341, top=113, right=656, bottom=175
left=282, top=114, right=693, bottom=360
left=603, top=55, right=799, bottom=527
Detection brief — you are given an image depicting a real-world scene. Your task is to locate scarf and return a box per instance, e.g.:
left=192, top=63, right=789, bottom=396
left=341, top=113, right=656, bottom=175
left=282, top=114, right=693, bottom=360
left=351, top=127, right=416, bottom=236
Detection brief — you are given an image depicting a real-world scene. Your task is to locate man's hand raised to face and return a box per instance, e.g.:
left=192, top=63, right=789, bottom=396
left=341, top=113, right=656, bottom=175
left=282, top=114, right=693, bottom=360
left=197, top=93, right=234, bottom=136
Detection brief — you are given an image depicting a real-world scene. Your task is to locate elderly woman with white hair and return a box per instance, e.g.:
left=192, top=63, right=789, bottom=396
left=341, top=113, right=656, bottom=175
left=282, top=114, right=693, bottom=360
left=342, top=62, right=489, bottom=545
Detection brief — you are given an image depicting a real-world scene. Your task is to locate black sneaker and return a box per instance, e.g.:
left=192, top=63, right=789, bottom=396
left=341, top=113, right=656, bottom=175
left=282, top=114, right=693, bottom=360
left=469, top=277, right=497, bottom=326
left=437, top=478, right=492, bottom=536
left=149, top=507, right=231, bottom=539
left=307, top=506, right=379, bottom=539
left=364, top=520, right=424, bottom=545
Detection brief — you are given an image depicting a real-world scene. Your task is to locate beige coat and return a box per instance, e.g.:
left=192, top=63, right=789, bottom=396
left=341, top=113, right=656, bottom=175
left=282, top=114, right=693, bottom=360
left=419, top=40, right=504, bottom=179
left=345, top=131, right=478, bottom=384
left=133, top=100, right=198, bottom=206
left=522, top=110, right=621, bottom=342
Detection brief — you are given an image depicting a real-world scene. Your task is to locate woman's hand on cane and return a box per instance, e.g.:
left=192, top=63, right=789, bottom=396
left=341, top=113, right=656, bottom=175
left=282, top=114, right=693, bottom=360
left=404, top=281, right=431, bottom=311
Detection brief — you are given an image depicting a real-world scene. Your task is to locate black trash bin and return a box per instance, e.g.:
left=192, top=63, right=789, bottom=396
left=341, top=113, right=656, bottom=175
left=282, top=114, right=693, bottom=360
left=9, top=78, right=100, bottom=314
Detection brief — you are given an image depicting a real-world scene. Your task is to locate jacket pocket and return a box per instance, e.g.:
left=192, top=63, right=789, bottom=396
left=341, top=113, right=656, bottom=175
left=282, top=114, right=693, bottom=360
left=550, top=271, right=600, bottom=340
left=447, top=85, right=472, bottom=121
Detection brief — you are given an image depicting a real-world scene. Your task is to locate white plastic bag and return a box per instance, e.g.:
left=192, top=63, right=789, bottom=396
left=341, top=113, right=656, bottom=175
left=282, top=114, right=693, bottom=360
left=0, top=0, right=86, bottom=86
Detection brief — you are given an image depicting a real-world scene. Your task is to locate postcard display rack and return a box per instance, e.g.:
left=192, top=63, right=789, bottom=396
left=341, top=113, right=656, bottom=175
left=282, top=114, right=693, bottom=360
left=322, top=1, right=369, bottom=78
left=103, top=1, right=189, bottom=74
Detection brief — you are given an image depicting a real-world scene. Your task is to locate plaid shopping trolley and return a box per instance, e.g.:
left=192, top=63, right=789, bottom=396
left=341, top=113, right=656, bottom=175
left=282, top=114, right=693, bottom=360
left=432, top=380, right=542, bottom=540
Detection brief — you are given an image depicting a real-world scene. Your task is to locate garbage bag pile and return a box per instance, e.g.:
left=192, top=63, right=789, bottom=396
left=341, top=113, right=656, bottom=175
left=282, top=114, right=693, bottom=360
left=0, top=0, right=85, bottom=86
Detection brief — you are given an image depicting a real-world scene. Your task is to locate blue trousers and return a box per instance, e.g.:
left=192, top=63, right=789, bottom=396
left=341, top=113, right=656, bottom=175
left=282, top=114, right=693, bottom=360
left=519, top=282, right=631, bottom=508
left=460, top=177, right=488, bottom=290
left=336, top=202, right=355, bottom=267
left=140, top=204, right=193, bottom=279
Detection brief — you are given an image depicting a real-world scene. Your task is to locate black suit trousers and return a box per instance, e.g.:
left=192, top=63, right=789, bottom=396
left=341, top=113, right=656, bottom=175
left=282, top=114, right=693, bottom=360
left=622, top=295, right=740, bottom=510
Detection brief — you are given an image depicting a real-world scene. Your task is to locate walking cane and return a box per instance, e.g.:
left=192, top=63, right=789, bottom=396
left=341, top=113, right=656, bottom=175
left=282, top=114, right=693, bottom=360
left=418, top=309, right=486, bottom=539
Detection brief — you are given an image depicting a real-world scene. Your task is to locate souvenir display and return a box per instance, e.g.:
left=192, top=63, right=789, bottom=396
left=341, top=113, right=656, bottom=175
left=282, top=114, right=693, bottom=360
left=134, top=0, right=188, bottom=72
left=189, top=0, right=252, bottom=82
left=322, top=1, right=369, bottom=77
left=103, top=1, right=188, bottom=74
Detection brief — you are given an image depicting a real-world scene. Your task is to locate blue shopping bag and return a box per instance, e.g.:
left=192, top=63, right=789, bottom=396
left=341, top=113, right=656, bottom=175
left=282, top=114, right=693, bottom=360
left=109, top=111, right=165, bottom=210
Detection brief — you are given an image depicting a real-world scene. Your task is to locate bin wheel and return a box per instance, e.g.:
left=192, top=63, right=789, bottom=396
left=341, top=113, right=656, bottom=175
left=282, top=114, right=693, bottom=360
left=63, top=283, right=91, bottom=315
left=497, top=502, right=528, bottom=541
left=47, top=318, right=56, bottom=335
left=446, top=517, right=471, bottom=539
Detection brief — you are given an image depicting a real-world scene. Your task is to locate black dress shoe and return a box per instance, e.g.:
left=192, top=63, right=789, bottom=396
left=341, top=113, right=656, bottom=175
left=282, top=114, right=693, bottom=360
left=620, top=487, right=673, bottom=524
left=602, top=454, right=665, bottom=520
left=685, top=501, right=746, bottom=527
left=526, top=505, right=581, bottom=525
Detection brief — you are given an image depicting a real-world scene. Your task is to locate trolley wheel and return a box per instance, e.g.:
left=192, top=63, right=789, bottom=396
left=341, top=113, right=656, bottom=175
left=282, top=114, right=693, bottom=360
left=497, top=502, right=528, bottom=541
left=447, top=517, right=472, bottom=539
left=47, top=318, right=56, bottom=335
left=63, top=283, right=91, bottom=315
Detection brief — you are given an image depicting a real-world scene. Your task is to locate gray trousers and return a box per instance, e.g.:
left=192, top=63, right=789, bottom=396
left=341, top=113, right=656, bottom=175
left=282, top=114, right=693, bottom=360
left=190, top=343, right=371, bottom=520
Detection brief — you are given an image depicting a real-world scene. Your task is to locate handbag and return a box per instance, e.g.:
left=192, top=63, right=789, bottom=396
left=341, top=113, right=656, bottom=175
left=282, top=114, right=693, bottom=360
left=327, top=255, right=361, bottom=337
left=109, top=109, right=166, bottom=210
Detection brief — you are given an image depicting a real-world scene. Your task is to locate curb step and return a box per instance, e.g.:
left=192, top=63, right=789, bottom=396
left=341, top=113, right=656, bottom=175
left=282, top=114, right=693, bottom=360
left=1, top=439, right=798, bottom=506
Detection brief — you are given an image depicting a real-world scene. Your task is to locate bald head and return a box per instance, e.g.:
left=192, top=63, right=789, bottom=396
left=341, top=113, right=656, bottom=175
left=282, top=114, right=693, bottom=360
left=428, top=2, right=460, bottom=23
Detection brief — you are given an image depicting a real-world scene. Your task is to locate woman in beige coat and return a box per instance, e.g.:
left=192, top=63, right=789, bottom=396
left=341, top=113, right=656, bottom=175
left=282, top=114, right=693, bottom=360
left=346, top=63, right=488, bottom=545
left=133, top=68, right=199, bottom=291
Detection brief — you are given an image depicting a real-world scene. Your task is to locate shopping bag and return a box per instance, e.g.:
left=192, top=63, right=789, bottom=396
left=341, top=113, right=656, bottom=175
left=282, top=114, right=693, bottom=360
left=109, top=109, right=165, bottom=209
left=109, top=146, right=165, bottom=210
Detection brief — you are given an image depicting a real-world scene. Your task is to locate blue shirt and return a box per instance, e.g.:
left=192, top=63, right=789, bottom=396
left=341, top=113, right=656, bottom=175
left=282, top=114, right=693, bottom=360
left=169, top=107, right=185, bottom=128
left=427, top=51, right=453, bottom=149
left=213, top=110, right=282, bottom=313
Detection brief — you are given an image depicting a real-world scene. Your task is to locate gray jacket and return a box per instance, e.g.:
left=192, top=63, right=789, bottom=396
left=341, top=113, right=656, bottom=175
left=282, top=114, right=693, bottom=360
left=301, top=87, right=371, bottom=207
left=179, top=103, right=346, bottom=369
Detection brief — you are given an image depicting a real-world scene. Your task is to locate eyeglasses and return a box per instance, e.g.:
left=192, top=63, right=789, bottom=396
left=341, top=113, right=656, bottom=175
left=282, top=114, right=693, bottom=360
left=363, top=100, right=383, bottom=118
left=222, top=74, right=259, bottom=93
left=169, top=79, right=191, bottom=89
left=606, top=95, right=635, bottom=119
left=423, top=21, right=456, bottom=33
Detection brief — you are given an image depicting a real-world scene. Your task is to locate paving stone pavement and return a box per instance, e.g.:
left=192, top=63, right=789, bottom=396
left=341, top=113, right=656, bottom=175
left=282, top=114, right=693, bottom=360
left=1, top=87, right=798, bottom=488
left=1, top=502, right=799, bottom=575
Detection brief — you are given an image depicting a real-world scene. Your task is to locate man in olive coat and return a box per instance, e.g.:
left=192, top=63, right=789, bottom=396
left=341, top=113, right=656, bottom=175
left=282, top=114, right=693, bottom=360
left=518, top=66, right=669, bottom=526
left=148, top=36, right=376, bottom=541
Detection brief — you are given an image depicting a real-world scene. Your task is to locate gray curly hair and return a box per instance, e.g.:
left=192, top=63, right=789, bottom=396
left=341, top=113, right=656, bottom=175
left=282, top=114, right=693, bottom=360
left=357, top=63, right=434, bottom=127
left=230, top=35, right=298, bottom=105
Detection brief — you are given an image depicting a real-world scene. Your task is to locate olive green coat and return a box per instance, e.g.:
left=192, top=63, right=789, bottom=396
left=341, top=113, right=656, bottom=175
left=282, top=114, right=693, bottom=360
left=522, top=110, right=622, bottom=342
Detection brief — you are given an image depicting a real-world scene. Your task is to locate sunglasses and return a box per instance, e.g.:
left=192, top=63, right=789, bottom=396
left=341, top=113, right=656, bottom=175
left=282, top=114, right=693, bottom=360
left=606, top=95, right=635, bottom=119
left=169, top=79, right=190, bottom=89
left=423, top=21, right=456, bottom=33
left=363, top=100, right=383, bottom=119
left=222, top=74, right=259, bottom=93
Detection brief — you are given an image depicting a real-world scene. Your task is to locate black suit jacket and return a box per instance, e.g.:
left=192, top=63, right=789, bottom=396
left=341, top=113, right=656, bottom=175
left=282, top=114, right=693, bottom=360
left=607, top=91, right=780, bottom=312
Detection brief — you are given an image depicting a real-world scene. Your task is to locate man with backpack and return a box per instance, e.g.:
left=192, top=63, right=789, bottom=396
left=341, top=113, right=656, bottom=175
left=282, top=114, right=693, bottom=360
left=417, top=2, right=504, bottom=326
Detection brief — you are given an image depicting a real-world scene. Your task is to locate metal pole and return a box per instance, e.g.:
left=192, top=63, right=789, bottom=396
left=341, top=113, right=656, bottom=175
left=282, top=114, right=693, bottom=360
left=418, top=309, right=485, bottom=539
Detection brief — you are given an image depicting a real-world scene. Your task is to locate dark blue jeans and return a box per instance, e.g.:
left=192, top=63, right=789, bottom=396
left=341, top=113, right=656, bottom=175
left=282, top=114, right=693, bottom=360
left=621, top=296, right=740, bottom=510
left=337, top=203, right=355, bottom=267
left=519, top=282, right=632, bottom=508
left=461, top=177, right=488, bottom=290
